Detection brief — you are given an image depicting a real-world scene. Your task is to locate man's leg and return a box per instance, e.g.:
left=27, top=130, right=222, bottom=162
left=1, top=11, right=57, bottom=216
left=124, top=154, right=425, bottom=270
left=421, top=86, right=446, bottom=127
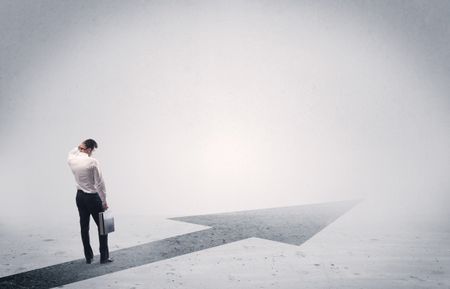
left=92, top=211, right=109, bottom=261
left=91, top=194, right=109, bottom=262
left=76, top=191, right=94, bottom=261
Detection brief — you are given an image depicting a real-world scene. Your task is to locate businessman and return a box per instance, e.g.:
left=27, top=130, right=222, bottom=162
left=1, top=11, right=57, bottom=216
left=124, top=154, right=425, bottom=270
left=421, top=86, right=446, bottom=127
left=67, top=139, right=113, bottom=264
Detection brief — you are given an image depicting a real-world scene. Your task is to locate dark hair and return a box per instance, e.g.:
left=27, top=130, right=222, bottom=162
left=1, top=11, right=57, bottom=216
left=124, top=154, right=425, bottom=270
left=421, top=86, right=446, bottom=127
left=83, top=139, right=98, bottom=150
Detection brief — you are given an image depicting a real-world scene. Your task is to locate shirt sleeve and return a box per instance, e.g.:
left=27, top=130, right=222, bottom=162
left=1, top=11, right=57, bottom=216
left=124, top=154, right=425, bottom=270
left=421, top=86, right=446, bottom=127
left=92, top=160, right=107, bottom=204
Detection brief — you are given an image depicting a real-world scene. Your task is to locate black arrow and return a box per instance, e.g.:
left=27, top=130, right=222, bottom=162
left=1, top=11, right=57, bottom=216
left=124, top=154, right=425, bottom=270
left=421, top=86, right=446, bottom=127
left=0, top=200, right=360, bottom=288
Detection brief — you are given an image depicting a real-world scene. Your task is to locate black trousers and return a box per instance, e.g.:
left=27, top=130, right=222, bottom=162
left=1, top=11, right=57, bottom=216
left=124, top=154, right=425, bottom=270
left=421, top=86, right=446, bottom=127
left=76, top=189, right=109, bottom=261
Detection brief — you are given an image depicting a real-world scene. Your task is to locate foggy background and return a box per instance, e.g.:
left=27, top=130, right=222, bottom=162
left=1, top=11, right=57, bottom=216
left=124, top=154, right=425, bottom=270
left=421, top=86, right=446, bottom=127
left=0, top=0, right=449, bottom=221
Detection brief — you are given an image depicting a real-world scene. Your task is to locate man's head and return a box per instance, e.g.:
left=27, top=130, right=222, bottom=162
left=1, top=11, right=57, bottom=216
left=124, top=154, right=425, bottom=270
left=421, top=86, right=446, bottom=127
left=79, top=139, right=98, bottom=156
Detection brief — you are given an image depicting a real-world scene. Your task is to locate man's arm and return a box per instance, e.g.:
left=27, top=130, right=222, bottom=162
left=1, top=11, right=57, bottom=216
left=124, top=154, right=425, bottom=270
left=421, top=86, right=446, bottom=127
left=93, top=161, right=108, bottom=209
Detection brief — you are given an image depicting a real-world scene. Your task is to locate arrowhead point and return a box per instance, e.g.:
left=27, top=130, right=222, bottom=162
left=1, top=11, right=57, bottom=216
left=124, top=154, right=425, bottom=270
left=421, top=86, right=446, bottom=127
left=170, top=200, right=361, bottom=246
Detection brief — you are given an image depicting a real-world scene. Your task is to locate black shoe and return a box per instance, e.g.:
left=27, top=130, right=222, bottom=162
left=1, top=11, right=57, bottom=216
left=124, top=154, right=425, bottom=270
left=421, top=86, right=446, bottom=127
left=86, top=258, right=93, bottom=264
left=100, top=258, right=113, bottom=264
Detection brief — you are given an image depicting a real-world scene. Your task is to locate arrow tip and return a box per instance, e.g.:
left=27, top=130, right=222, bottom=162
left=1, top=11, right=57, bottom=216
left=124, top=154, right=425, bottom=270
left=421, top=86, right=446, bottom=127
left=171, top=199, right=361, bottom=246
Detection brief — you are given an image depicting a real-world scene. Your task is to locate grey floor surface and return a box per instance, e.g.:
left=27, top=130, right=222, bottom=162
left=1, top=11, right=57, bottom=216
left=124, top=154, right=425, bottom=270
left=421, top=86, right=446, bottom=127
left=0, top=199, right=448, bottom=289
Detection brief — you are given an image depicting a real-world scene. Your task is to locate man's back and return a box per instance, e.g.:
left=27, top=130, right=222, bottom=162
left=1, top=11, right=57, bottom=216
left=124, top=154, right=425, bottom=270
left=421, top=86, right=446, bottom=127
left=67, top=146, right=106, bottom=204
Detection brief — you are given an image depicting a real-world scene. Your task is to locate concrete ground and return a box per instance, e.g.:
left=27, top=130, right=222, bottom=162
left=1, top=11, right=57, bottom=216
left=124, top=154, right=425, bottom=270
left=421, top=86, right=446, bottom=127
left=0, top=200, right=449, bottom=289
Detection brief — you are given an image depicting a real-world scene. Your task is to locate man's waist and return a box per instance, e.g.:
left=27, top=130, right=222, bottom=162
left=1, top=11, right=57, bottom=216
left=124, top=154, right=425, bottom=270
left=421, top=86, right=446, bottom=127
left=77, top=189, right=98, bottom=195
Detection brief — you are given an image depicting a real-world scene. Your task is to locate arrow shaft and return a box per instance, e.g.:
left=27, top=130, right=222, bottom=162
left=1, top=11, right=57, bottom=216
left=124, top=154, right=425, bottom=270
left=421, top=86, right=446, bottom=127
left=0, top=227, right=245, bottom=289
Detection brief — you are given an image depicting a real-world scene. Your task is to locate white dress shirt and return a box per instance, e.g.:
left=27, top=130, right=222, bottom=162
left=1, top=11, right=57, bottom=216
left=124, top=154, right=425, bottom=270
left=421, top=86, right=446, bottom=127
left=67, top=147, right=107, bottom=204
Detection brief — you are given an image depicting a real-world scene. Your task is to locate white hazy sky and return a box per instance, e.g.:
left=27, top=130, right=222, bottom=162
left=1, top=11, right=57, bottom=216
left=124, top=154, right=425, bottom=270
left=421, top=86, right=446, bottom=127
left=0, top=0, right=449, bottom=219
